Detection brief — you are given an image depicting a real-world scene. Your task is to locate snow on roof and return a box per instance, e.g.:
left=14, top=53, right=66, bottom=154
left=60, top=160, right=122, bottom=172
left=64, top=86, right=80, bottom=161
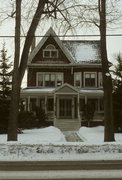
left=63, top=40, right=101, bottom=63
left=80, top=89, right=103, bottom=95
left=21, top=88, right=55, bottom=94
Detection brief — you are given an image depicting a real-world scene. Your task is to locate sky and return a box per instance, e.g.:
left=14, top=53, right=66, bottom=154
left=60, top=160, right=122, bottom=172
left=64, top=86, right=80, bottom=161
left=0, top=0, right=122, bottom=86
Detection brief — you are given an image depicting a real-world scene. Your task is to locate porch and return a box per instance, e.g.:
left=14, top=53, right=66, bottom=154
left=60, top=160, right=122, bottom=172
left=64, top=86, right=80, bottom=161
left=20, top=83, right=104, bottom=131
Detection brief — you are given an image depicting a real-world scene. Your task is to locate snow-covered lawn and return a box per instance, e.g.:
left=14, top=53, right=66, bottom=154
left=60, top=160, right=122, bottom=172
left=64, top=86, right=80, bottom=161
left=0, top=126, right=122, bottom=161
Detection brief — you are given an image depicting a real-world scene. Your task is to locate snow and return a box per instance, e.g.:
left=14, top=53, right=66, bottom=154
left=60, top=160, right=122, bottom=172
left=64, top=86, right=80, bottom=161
left=63, top=41, right=101, bottom=62
left=0, top=126, right=66, bottom=144
left=105, top=73, right=111, bottom=77
left=80, top=89, right=103, bottom=95
left=0, top=126, right=122, bottom=161
left=21, top=88, right=55, bottom=94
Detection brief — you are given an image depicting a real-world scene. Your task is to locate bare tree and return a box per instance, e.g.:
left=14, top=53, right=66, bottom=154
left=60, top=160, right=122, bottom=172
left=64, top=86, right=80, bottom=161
left=8, top=0, right=21, bottom=141
left=99, top=0, right=115, bottom=141
left=7, top=0, right=74, bottom=141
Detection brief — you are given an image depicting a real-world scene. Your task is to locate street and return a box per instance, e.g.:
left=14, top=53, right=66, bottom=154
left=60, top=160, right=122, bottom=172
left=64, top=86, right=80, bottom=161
left=0, top=160, right=122, bottom=179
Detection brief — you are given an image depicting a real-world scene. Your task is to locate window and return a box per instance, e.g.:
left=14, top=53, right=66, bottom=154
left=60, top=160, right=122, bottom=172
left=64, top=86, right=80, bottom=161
left=98, top=72, right=103, bottom=87
left=43, top=44, right=58, bottom=58
left=38, top=74, right=43, bottom=86
left=84, top=72, right=96, bottom=87
left=37, top=73, right=63, bottom=87
left=45, top=74, right=55, bottom=87
left=57, top=74, right=63, bottom=86
left=74, top=72, right=81, bottom=87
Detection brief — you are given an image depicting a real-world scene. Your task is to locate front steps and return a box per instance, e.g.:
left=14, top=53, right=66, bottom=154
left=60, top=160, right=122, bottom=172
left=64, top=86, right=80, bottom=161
left=54, top=119, right=81, bottom=131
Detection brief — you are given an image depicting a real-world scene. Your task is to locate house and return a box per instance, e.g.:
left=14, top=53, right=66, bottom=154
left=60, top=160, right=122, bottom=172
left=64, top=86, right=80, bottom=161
left=20, top=27, right=104, bottom=131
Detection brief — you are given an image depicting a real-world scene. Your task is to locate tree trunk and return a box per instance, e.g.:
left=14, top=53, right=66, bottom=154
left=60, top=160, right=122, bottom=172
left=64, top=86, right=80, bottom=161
left=99, top=0, right=115, bottom=141
left=7, top=0, right=45, bottom=141
left=7, top=0, right=21, bottom=141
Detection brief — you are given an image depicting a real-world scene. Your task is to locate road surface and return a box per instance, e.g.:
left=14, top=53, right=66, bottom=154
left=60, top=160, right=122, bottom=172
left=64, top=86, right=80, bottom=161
left=0, top=160, right=122, bottom=179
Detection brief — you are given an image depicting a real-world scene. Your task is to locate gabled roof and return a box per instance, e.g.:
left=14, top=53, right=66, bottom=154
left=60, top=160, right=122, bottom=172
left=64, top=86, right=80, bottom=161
left=54, top=83, right=78, bottom=94
left=28, top=27, right=75, bottom=64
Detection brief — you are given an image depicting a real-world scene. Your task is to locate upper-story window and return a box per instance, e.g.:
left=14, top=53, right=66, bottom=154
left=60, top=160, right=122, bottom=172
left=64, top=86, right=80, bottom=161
left=84, top=72, right=97, bottom=87
left=37, top=72, right=63, bottom=87
left=74, top=72, right=81, bottom=88
left=43, top=44, right=58, bottom=58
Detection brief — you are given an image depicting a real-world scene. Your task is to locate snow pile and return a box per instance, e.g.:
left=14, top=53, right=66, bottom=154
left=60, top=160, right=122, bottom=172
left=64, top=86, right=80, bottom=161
left=0, top=126, right=122, bottom=160
left=78, top=126, right=104, bottom=143
left=0, top=126, right=66, bottom=144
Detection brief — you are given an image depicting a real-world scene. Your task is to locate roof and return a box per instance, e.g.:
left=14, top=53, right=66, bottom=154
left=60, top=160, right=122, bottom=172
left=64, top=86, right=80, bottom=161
left=63, top=40, right=101, bottom=63
left=28, top=27, right=101, bottom=65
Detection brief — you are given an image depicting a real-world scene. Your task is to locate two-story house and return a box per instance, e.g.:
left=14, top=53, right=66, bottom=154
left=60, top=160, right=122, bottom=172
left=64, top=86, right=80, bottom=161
left=21, top=27, right=104, bottom=131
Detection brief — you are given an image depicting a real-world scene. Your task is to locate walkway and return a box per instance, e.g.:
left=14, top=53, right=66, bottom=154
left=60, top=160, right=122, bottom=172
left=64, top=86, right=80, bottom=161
left=63, top=131, right=83, bottom=142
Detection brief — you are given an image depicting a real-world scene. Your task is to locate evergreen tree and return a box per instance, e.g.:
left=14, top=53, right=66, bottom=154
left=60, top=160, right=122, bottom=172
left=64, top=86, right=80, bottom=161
left=0, top=44, right=12, bottom=133
left=113, top=54, right=122, bottom=132
left=0, top=43, right=12, bottom=99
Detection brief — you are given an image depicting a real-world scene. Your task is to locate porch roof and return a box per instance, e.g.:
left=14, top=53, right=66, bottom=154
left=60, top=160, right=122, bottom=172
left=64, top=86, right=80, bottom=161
left=21, top=87, right=103, bottom=97
left=21, top=88, right=55, bottom=96
left=80, top=89, right=104, bottom=96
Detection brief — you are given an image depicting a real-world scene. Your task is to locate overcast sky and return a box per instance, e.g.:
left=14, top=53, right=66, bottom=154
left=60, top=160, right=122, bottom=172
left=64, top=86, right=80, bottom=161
left=0, top=0, right=122, bottom=86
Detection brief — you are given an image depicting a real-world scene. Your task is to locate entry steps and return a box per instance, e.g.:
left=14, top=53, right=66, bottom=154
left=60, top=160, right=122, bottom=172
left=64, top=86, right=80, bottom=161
left=54, top=119, right=81, bottom=131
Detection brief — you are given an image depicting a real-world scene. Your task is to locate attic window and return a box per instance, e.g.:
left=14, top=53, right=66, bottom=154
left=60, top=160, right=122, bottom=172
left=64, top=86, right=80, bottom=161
left=43, top=44, right=58, bottom=58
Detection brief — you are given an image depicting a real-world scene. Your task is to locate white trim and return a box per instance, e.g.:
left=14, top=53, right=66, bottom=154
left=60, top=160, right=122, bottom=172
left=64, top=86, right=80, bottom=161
left=28, top=63, right=102, bottom=68
left=83, top=72, right=97, bottom=88
left=43, top=49, right=58, bottom=58
left=36, top=72, right=64, bottom=88
left=98, top=72, right=103, bottom=88
left=74, top=72, right=82, bottom=88
left=54, top=83, right=78, bottom=94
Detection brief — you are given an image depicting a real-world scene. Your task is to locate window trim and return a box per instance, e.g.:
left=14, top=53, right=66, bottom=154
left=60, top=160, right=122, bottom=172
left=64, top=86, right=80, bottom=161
left=74, top=72, right=81, bottom=88
left=84, top=72, right=97, bottom=88
left=36, top=72, right=64, bottom=87
left=43, top=44, right=58, bottom=58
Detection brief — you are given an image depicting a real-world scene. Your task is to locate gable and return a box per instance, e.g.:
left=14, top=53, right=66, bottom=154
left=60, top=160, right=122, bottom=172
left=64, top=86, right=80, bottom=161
left=31, top=36, right=71, bottom=64
left=28, top=27, right=75, bottom=65
left=55, top=83, right=78, bottom=94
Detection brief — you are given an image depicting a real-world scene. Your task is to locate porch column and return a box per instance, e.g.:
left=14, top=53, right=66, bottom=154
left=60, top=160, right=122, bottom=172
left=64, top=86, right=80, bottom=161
left=36, top=97, right=40, bottom=107
left=27, top=96, right=30, bottom=111
left=57, top=96, right=59, bottom=119
left=54, top=94, right=56, bottom=125
left=77, top=93, right=80, bottom=121
left=98, top=97, right=100, bottom=111
left=85, top=95, right=87, bottom=104
left=72, top=97, right=75, bottom=119
left=45, top=96, right=47, bottom=114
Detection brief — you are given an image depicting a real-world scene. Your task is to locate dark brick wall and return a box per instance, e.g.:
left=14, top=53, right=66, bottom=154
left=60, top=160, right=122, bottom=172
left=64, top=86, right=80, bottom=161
left=27, top=67, right=102, bottom=87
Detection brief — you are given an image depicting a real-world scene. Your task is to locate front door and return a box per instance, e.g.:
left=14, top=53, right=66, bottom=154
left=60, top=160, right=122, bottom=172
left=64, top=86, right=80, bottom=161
left=59, top=99, right=72, bottom=119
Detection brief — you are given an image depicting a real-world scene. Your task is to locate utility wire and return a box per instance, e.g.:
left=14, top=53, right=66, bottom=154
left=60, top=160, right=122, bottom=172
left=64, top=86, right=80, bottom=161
left=0, top=34, right=122, bottom=38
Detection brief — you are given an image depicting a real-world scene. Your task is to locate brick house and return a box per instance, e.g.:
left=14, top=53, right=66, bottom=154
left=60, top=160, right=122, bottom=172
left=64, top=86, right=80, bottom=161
left=21, top=27, right=104, bottom=131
